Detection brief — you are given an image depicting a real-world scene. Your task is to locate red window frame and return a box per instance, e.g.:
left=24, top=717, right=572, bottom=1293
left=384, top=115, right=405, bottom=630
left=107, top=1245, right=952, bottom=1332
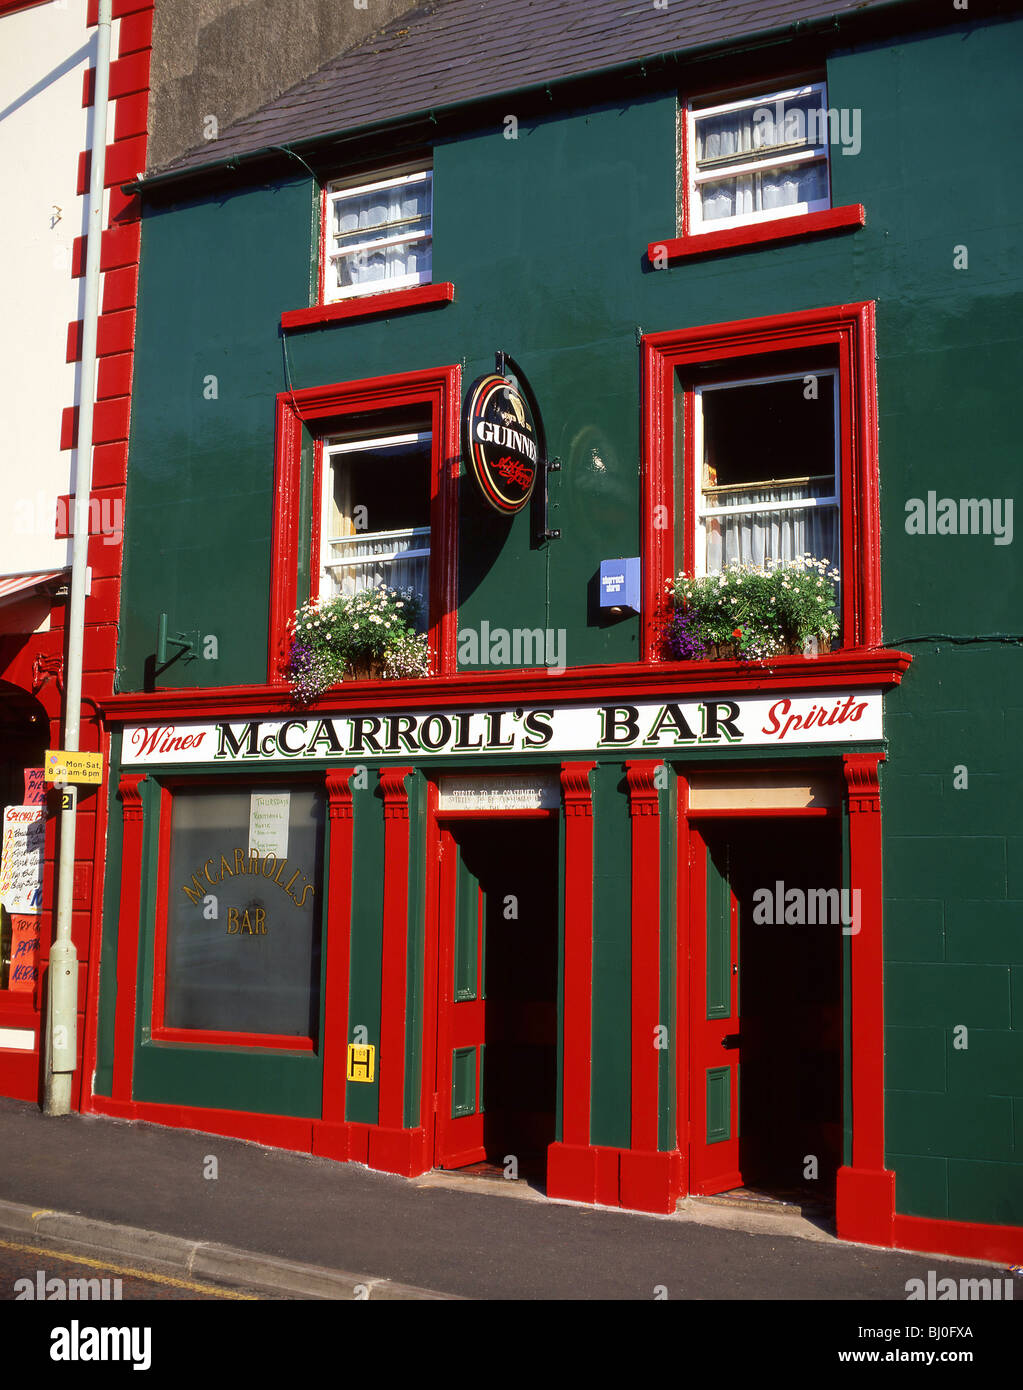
left=276, top=157, right=455, bottom=330
left=268, top=365, right=461, bottom=684
left=640, top=302, right=880, bottom=662
left=150, top=778, right=327, bottom=1052
left=683, top=76, right=831, bottom=235
left=319, top=161, right=433, bottom=307
left=648, top=72, right=865, bottom=262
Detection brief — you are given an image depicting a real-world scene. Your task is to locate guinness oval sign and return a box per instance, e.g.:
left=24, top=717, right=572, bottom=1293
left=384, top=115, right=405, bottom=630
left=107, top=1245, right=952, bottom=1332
left=465, top=373, right=539, bottom=514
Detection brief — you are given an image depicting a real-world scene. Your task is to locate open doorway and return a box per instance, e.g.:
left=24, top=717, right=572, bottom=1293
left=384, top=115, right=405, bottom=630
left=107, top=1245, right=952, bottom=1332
left=434, top=816, right=559, bottom=1182
left=0, top=682, right=48, bottom=993
left=690, top=817, right=844, bottom=1206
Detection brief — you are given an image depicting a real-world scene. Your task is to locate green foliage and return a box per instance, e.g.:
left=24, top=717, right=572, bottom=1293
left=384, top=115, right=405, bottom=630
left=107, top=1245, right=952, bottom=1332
left=667, top=556, right=841, bottom=660
left=287, top=586, right=430, bottom=699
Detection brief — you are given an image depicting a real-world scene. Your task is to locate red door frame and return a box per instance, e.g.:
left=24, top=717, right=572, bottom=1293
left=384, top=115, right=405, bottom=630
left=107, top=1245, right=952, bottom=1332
left=838, top=751, right=895, bottom=1246
left=686, top=821, right=743, bottom=1196
left=679, top=755, right=893, bottom=1240
left=545, top=762, right=597, bottom=1200
left=434, top=819, right=486, bottom=1167
left=686, top=806, right=843, bottom=1195
left=428, top=804, right=559, bottom=1172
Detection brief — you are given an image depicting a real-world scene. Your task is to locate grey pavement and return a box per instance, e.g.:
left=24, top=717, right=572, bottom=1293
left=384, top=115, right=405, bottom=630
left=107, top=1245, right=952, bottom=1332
left=0, top=1098, right=1013, bottom=1301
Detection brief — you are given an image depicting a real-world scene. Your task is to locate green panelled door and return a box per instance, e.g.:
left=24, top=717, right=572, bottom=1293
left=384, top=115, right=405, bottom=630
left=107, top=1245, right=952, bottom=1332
left=435, top=829, right=486, bottom=1168
left=690, top=834, right=743, bottom=1195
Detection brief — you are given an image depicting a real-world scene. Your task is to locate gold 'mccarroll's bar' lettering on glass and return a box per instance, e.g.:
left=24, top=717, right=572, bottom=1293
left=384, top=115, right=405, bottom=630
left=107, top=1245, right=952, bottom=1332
left=180, top=848, right=316, bottom=911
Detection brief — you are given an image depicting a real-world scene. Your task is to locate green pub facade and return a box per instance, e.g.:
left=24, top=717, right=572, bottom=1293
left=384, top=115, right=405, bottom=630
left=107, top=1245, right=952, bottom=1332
left=86, top=0, right=1023, bottom=1262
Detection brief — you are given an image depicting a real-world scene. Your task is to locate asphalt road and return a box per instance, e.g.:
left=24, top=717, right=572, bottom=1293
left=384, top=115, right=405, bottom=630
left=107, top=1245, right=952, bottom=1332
left=0, top=1235, right=279, bottom=1301
left=0, top=1099, right=1016, bottom=1303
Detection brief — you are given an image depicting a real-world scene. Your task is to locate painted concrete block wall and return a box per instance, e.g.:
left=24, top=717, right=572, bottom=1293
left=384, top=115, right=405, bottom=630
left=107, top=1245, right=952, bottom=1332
left=0, top=0, right=155, bottom=1112
left=829, top=22, right=1022, bottom=1229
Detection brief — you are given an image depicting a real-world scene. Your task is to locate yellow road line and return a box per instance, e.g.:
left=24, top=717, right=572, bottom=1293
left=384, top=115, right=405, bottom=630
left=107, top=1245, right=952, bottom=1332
left=0, top=1236, right=259, bottom=1299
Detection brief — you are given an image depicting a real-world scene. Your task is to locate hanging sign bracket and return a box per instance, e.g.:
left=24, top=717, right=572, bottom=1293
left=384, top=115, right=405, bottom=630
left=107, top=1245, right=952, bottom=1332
left=156, top=612, right=200, bottom=668
left=492, top=351, right=560, bottom=545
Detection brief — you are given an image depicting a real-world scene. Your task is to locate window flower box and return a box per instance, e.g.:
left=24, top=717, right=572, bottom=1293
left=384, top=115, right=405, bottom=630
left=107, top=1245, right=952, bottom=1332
left=665, top=556, right=840, bottom=663
left=286, top=585, right=431, bottom=701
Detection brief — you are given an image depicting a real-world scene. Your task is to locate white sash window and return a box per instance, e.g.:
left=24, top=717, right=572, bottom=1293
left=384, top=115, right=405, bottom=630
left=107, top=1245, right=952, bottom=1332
left=320, top=427, right=432, bottom=617
left=693, top=370, right=840, bottom=577
left=687, top=83, right=831, bottom=231
left=324, top=163, right=432, bottom=301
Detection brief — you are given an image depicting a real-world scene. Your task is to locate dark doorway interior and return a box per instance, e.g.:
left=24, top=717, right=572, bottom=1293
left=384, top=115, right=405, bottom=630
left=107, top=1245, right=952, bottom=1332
left=0, top=683, right=48, bottom=990
left=713, top=818, right=844, bottom=1200
left=453, top=818, right=559, bottom=1177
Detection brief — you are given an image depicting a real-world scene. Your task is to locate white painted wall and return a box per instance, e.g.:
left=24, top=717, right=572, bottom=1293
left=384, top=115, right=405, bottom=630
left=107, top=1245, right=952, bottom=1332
left=0, top=0, right=100, bottom=588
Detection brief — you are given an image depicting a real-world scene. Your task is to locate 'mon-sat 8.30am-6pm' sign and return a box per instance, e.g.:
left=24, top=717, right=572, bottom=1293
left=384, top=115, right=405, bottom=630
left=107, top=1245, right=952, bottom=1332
left=121, top=692, right=883, bottom=766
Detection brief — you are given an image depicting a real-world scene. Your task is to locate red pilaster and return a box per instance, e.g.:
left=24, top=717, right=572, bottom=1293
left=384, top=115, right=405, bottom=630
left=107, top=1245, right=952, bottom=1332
left=618, top=761, right=680, bottom=1213
left=377, top=767, right=413, bottom=1134
left=836, top=752, right=895, bottom=1246
left=312, top=768, right=355, bottom=1159
left=419, top=780, right=441, bottom=1148
left=546, top=762, right=596, bottom=1202
left=673, top=770, right=692, bottom=1196
left=110, top=774, right=146, bottom=1102
left=625, top=761, right=661, bottom=1151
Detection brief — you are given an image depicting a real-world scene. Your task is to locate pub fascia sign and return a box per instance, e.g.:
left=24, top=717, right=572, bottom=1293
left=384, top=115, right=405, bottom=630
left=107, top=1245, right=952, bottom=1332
left=122, top=691, right=883, bottom=766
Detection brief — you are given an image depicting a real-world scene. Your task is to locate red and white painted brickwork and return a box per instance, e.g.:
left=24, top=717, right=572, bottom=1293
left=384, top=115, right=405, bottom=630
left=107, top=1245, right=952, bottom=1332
left=0, top=0, right=153, bottom=1104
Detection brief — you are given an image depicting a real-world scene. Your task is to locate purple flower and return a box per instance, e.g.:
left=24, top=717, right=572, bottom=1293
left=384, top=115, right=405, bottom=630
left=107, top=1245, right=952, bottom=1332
left=665, top=608, right=707, bottom=661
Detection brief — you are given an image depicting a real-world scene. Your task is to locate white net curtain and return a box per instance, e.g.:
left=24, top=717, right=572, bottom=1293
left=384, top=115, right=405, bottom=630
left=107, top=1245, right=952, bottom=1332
left=324, top=529, right=430, bottom=604
left=329, top=169, right=432, bottom=295
left=320, top=431, right=432, bottom=616
left=702, top=480, right=839, bottom=571
left=695, top=369, right=840, bottom=576
left=694, top=89, right=829, bottom=224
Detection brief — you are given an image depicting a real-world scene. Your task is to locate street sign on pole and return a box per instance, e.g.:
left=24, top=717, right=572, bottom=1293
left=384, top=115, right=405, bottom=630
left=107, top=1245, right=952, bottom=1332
left=45, top=750, right=103, bottom=785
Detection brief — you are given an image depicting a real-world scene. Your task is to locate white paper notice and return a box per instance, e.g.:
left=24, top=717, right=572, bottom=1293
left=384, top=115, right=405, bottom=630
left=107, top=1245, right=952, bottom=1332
left=248, top=792, right=290, bottom=857
left=438, top=772, right=561, bottom=811
left=0, top=806, right=45, bottom=914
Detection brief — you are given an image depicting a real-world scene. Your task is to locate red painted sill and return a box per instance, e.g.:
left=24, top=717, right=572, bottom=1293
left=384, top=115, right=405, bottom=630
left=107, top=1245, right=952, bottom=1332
left=648, top=205, right=865, bottom=264
left=281, top=282, right=455, bottom=331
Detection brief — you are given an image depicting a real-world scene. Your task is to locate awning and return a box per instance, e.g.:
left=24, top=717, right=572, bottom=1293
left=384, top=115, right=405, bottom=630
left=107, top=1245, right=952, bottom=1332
left=0, top=571, right=68, bottom=606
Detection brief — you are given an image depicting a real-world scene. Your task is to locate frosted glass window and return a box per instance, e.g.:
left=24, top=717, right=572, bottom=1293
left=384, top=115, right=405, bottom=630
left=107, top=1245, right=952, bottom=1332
left=164, top=787, right=324, bottom=1039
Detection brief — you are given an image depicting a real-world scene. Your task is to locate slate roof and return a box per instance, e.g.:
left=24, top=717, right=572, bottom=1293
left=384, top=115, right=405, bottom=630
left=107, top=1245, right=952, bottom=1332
left=153, top=0, right=915, bottom=180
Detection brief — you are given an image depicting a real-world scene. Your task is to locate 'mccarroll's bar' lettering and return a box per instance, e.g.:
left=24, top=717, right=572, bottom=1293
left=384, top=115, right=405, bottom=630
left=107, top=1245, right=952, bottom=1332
left=181, top=849, right=315, bottom=909
left=124, top=692, right=882, bottom=769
